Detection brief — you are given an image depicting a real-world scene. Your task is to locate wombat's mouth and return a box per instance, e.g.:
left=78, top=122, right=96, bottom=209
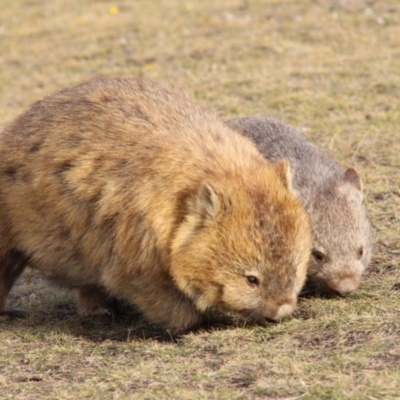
left=244, top=317, right=277, bottom=327
left=237, top=309, right=281, bottom=326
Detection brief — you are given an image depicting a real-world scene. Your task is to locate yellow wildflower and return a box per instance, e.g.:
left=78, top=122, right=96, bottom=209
left=109, top=6, right=119, bottom=15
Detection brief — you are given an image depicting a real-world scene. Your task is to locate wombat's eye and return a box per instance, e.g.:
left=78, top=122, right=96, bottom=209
left=246, top=276, right=259, bottom=286
left=357, top=246, right=364, bottom=259
left=312, top=250, right=325, bottom=263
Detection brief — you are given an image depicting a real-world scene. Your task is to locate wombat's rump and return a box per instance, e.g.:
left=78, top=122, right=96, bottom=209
left=0, top=79, right=310, bottom=333
left=227, top=116, right=373, bottom=297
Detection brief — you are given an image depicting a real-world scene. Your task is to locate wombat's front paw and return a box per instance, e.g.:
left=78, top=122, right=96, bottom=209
left=77, top=288, right=120, bottom=319
left=167, top=319, right=217, bottom=339
left=78, top=302, right=119, bottom=319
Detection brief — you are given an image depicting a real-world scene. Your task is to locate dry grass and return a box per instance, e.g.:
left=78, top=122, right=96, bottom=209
left=1, top=0, right=400, bottom=398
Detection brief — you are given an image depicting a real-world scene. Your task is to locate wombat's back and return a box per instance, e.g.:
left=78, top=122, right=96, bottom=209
left=227, top=116, right=373, bottom=297
left=227, top=116, right=342, bottom=194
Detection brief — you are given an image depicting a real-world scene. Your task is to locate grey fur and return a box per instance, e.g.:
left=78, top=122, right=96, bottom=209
left=227, top=116, right=373, bottom=296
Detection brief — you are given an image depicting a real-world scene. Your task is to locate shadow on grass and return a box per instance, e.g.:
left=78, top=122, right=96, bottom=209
left=2, top=300, right=236, bottom=344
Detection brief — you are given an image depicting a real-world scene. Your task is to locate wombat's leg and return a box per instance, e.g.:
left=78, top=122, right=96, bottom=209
left=0, top=249, right=30, bottom=319
left=77, top=286, right=119, bottom=319
left=130, top=282, right=204, bottom=336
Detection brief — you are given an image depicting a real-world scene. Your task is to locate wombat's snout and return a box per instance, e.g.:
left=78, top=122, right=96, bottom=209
left=329, top=275, right=360, bottom=297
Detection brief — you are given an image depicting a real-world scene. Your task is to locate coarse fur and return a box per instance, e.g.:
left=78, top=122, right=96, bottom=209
left=0, top=78, right=311, bottom=333
left=226, top=116, right=373, bottom=297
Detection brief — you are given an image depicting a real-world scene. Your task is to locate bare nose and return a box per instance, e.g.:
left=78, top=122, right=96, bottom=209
left=271, top=303, right=294, bottom=322
left=334, top=277, right=359, bottom=297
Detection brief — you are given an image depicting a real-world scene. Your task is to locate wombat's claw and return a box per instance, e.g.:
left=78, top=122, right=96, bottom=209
left=105, top=307, right=115, bottom=320
left=0, top=310, right=27, bottom=320
left=104, top=299, right=122, bottom=321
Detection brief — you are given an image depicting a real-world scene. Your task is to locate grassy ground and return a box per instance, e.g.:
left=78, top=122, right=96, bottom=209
left=1, top=0, right=399, bottom=398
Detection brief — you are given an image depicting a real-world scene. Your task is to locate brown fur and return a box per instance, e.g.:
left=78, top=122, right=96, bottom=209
left=0, top=78, right=310, bottom=333
left=226, top=116, right=373, bottom=297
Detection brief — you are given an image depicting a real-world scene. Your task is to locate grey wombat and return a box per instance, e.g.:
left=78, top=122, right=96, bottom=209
left=0, top=79, right=311, bottom=334
left=227, top=116, right=373, bottom=297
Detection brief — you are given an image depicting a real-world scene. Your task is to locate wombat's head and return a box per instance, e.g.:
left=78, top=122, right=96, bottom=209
left=170, top=160, right=311, bottom=324
left=304, top=168, right=373, bottom=297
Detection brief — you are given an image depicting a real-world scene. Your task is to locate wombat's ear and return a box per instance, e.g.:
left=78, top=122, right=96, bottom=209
left=192, top=182, right=221, bottom=222
left=274, top=160, right=294, bottom=193
left=345, top=168, right=363, bottom=192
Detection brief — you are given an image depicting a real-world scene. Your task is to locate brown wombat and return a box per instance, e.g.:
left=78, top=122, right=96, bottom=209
left=226, top=116, right=373, bottom=297
left=0, top=78, right=311, bottom=333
